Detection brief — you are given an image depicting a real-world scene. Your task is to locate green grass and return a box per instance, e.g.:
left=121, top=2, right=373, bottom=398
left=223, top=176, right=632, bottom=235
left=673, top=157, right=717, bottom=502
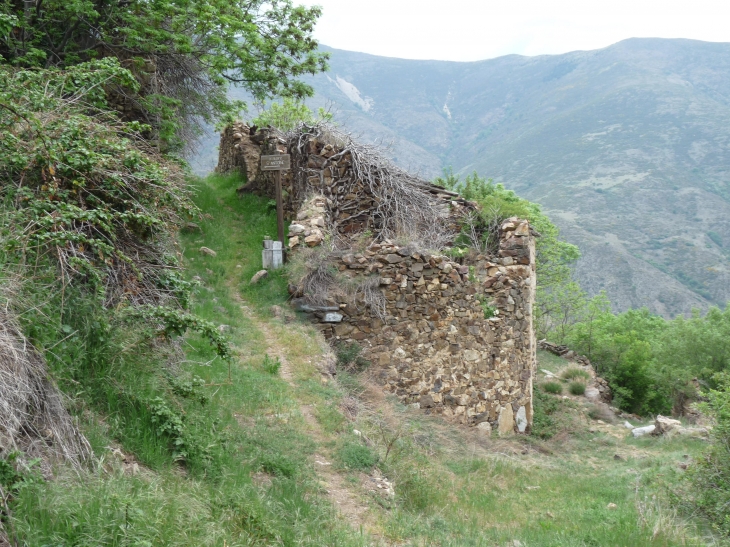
left=562, top=367, right=592, bottom=381
left=336, top=441, right=379, bottom=471
left=5, top=173, right=719, bottom=546
left=537, top=349, right=568, bottom=373
left=542, top=380, right=563, bottom=394
left=569, top=381, right=587, bottom=396
left=8, top=174, right=367, bottom=547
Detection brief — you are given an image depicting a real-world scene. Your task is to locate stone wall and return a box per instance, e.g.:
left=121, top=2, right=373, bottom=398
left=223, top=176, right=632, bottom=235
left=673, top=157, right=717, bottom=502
left=217, top=123, right=475, bottom=244
left=290, top=202, right=537, bottom=436
left=219, top=123, right=537, bottom=435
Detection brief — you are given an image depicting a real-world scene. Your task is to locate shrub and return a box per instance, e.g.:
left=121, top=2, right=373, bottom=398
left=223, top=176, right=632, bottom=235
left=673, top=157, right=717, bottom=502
left=568, top=381, right=586, bottom=396
left=561, top=368, right=591, bottom=381
left=262, top=354, right=282, bottom=375
left=335, top=342, right=370, bottom=373
left=531, top=390, right=560, bottom=439
left=683, top=374, right=730, bottom=537
left=336, top=441, right=378, bottom=471
left=542, top=381, right=563, bottom=394
left=586, top=403, right=615, bottom=423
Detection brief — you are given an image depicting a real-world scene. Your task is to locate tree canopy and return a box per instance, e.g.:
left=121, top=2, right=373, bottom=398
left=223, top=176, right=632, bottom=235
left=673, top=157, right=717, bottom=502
left=0, top=0, right=328, bottom=149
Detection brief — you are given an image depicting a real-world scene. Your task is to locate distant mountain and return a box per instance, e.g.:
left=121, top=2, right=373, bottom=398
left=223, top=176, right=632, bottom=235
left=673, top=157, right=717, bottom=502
left=191, top=38, right=730, bottom=316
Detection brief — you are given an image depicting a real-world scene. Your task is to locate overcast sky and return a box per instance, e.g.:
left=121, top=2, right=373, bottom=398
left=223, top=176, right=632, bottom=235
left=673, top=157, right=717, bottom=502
left=300, top=0, right=730, bottom=62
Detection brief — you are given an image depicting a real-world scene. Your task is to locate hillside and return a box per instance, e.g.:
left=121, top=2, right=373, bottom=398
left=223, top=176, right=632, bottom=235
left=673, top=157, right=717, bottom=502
left=191, top=38, right=730, bottom=317
left=6, top=174, right=714, bottom=546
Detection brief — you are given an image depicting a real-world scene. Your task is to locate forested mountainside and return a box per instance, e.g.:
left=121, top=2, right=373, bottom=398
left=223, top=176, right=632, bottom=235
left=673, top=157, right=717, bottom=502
left=193, top=38, right=730, bottom=316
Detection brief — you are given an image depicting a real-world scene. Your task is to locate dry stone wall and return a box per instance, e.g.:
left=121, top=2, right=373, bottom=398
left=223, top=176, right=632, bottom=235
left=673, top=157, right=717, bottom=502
left=291, top=202, right=537, bottom=435
left=218, top=123, right=537, bottom=434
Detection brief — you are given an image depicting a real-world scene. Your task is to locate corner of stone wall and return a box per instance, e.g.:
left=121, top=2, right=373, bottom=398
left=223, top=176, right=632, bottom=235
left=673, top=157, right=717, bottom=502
left=215, top=122, right=263, bottom=187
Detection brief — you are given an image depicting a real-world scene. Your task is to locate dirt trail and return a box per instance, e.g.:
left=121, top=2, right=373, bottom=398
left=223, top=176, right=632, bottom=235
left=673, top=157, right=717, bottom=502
left=237, top=302, right=380, bottom=540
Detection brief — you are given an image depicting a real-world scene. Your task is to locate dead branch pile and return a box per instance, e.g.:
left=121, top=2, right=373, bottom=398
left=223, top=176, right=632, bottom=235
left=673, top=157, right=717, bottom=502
left=0, top=309, right=91, bottom=468
left=281, top=122, right=473, bottom=250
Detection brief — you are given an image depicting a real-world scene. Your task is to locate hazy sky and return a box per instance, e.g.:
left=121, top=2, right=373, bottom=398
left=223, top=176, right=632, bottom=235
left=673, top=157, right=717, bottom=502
left=300, top=0, right=730, bottom=62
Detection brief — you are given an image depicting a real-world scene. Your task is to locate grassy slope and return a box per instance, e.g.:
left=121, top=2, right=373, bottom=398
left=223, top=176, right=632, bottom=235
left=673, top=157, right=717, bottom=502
left=9, top=174, right=720, bottom=546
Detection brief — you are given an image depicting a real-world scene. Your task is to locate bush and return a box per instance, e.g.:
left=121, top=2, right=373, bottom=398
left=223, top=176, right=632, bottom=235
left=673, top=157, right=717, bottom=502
left=335, top=342, right=370, bottom=373
left=531, top=390, right=560, bottom=439
left=561, top=368, right=591, bottom=381
left=568, top=381, right=586, bottom=396
left=262, top=354, right=282, bottom=375
left=542, top=381, right=563, bottom=394
left=683, top=374, right=730, bottom=537
left=336, top=441, right=378, bottom=471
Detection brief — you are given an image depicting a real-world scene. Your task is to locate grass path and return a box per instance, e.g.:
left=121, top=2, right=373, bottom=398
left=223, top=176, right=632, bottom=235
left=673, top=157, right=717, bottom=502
left=236, top=297, right=380, bottom=538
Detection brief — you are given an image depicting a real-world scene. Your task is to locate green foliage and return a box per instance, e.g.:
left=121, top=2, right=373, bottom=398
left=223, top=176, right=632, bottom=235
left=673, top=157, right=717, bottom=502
left=561, top=368, right=591, bottom=381
left=480, top=300, right=497, bottom=319
left=335, top=342, right=370, bottom=373
left=569, top=308, right=668, bottom=414
left=683, top=374, right=730, bottom=537
left=0, top=0, right=328, bottom=149
left=542, top=381, right=563, bottom=395
left=568, top=381, right=587, bottom=396
left=336, top=441, right=378, bottom=471
left=252, top=98, right=333, bottom=131
left=0, top=60, right=193, bottom=307
left=123, top=306, right=231, bottom=360
left=531, top=390, right=560, bottom=439
left=434, top=168, right=581, bottom=339
left=0, top=453, right=42, bottom=497
left=261, top=354, right=282, bottom=375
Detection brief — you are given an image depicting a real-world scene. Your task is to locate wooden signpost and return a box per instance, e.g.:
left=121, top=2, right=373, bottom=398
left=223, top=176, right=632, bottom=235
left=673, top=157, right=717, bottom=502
left=260, top=152, right=291, bottom=246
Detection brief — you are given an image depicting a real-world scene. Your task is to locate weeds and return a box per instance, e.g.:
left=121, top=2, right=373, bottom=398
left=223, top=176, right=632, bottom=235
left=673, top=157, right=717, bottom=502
left=569, top=381, right=587, bottom=396
left=262, top=354, right=282, bottom=375
left=335, top=342, right=370, bottom=373
left=561, top=367, right=591, bottom=382
left=336, top=441, right=378, bottom=471
left=542, top=381, right=563, bottom=394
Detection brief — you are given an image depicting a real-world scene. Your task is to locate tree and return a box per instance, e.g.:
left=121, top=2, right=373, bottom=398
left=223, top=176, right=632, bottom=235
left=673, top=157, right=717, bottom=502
left=0, top=0, right=329, bottom=149
left=252, top=98, right=332, bottom=131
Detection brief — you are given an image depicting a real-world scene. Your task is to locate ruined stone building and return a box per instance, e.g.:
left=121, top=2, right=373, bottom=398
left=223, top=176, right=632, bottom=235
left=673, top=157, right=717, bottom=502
left=217, top=122, right=537, bottom=435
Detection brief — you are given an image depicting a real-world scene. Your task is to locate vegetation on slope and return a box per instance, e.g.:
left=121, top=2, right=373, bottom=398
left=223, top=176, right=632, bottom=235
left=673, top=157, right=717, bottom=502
left=437, top=166, right=730, bottom=538
left=0, top=0, right=328, bottom=150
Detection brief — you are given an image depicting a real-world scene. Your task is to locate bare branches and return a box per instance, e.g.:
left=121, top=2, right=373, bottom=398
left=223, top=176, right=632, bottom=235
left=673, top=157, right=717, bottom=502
left=0, top=309, right=91, bottom=469
left=281, top=122, right=460, bottom=251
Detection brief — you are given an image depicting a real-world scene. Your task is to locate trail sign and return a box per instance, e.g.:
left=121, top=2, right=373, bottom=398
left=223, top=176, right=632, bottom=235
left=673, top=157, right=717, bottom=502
left=260, top=153, right=291, bottom=247
left=261, top=154, right=291, bottom=171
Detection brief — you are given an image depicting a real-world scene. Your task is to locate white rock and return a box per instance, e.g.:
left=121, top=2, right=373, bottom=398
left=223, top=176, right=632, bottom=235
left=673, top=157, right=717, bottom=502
left=199, top=246, right=217, bottom=257
left=516, top=406, right=528, bottom=433
left=631, top=425, right=656, bottom=437
left=250, top=270, right=268, bottom=284
left=623, top=421, right=635, bottom=429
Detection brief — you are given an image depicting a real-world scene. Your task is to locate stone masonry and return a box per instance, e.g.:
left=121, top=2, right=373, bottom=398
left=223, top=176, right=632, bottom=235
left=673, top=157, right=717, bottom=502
left=219, top=123, right=537, bottom=435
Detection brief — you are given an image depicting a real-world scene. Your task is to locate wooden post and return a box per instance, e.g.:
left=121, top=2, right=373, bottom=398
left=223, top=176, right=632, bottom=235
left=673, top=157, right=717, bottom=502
left=275, top=166, right=285, bottom=246
left=261, top=150, right=290, bottom=248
